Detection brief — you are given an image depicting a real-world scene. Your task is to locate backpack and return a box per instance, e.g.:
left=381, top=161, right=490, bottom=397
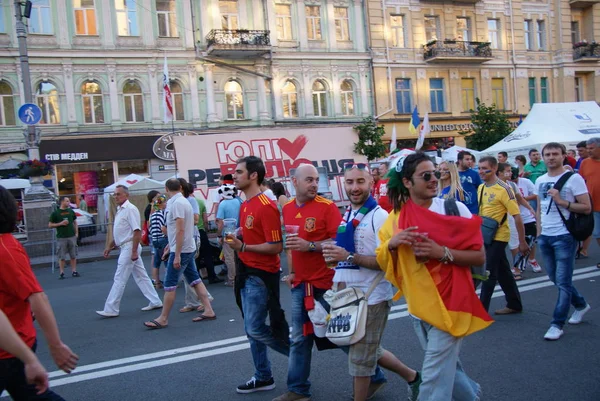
left=546, top=172, right=594, bottom=241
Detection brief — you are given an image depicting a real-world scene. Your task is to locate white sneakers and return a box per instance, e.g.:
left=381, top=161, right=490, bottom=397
left=528, top=259, right=543, bottom=273
left=544, top=326, right=563, bottom=341
left=96, top=311, right=119, bottom=318
left=568, top=304, right=591, bottom=325
left=141, top=303, right=163, bottom=311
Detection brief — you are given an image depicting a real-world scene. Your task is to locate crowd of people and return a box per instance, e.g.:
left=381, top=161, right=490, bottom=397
left=0, top=137, right=598, bottom=400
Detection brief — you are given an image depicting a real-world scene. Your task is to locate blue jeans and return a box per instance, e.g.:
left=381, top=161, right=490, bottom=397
left=288, top=283, right=386, bottom=396
left=412, top=317, right=480, bottom=401
left=537, top=234, right=588, bottom=328
left=152, top=237, right=168, bottom=269
left=241, top=275, right=290, bottom=382
left=163, top=252, right=201, bottom=291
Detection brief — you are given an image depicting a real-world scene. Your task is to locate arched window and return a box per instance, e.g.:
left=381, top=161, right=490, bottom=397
left=225, top=80, right=244, bottom=120
left=0, top=81, right=16, bottom=126
left=281, top=81, right=298, bottom=118
left=123, top=80, right=144, bottom=122
left=312, top=80, right=328, bottom=117
left=340, top=80, right=355, bottom=116
left=170, top=81, right=185, bottom=121
left=81, top=81, right=104, bottom=124
left=36, top=82, right=60, bottom=124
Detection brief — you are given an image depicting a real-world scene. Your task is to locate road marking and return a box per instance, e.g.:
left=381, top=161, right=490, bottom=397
left=2, top=266, right=598, bottom=396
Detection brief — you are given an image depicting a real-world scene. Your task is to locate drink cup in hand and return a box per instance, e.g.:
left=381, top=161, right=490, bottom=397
left=322, top=240, right=338, bottom=269
left=285, top=225, right=300, bottom=238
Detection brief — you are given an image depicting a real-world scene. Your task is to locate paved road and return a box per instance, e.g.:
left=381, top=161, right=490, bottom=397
left=5, top=247, right=600, bottom=401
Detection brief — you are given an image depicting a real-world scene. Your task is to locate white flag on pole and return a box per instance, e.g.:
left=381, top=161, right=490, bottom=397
left=163, top=55, right=173, bottom=124
left=416, top=112, right=430, bottom=151
left=390, top=124, right=397, bottom=152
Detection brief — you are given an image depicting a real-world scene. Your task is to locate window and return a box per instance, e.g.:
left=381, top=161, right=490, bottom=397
left=424, top=16, right=438, bottom=42
left=281, top=81, right=298, bottom=118
left=390, top=15, right=405, bottom=48
left=275, top=4, right=292, bottom=40
left=225, top=80, right=244, bottom=120
left=157, top=0, right=178, bottom=37
left=170, top=81, right=184, bottom=121
left=0, top=82, right=16, bottom=126
left=524, top=20, right=533, bottom=50
left=540, top=77, right=548, bottom=103
left=118, top=160, right=148, bottom=176
left=461, top=78, right=475, bottom=112
left=29, top=0, right=53, bottom=34
left=456, top=17, right=470, bottom=41
left=340, top=80, right=355, bottom=116
left=74, top=0, right=97, bottom=35
left=220, top=0, right=239, bottom=30
left=123, top=81, right=144, bottom=122
left=528, top=77, right=536, bottom=107
left=491, top=78, right=505, bottom=110
left=334, top=7, right=350, bottom=41
left=536, top=20, right=546, bottom=50
left=312, top=80, right=327, bottom=117
left=0, top=1, right=4, bottom=33
left=306, top=6, right=321, bottom=40
left=115, top=0, right=139, bottom=36
left=575, top=77, right=582, bottom=102
left=571, top=21, right=580, bottom=45
left=395, top=78, right=411, bottom=113
left=487, top=19, right=499, bottom=49
left=81, top=81, right=104, bottom=124
left=429, top=78, right=444, bottom=113
left=36, top=82, right=60, bottom=124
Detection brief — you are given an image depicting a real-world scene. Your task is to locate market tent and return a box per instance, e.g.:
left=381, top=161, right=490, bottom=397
left=482, top=101, right=600, bottom=159
left=441, top=145, right=481, bottom=162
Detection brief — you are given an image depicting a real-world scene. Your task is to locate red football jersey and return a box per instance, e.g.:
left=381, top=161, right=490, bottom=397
left=238, top=193, right=283, bottom=273
left=373, top=179, right=393, bottom=212
left=282, top=196, right=342, bottom=290
left=0, top=234, right=43, bottom=359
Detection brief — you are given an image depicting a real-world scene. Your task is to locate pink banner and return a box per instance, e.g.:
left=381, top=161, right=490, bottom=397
left=73, top=171, right=98, bottom=208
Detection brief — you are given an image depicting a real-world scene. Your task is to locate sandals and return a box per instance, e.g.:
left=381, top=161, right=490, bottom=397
left=152, top=280, right=164, bottom=289
left=192, top=314, right=217, bottom=323
left=179, top=305, right=204, bottom=313
left=144, top=320, right=167, bottom=330
left=511, top=267, right=523, bottom=281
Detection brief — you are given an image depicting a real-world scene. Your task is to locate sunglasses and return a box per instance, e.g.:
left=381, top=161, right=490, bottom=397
left=416, top=171, right=441, bottom=181
left=343, top=163, right=370, bottom=172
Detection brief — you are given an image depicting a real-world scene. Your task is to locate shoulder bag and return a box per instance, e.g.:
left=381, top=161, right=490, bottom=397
left=478, top=186, right=507, bottom=245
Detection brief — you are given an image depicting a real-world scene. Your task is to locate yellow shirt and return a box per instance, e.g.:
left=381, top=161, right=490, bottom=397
left=477, top=180, right=520, bottom=242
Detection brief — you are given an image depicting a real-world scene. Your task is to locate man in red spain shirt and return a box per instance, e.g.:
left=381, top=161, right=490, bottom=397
left=373, top=162, right=392, bottom=212
left=226, top=156, right=290, bottom=395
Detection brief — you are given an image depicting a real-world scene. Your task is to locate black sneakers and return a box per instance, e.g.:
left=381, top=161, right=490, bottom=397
left=59, top=273, right=65, bottom=280
left=236, top=377, right=275, bottom=394
left=72, top=271, right=80, bottom=277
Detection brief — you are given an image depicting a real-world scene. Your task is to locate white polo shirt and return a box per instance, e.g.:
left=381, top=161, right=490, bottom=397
left=166, top=193, right=196, bottom=254
left=113, top=200, right=141, bottom=247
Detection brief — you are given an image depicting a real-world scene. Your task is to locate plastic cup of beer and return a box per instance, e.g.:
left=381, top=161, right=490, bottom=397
left=285, top=225, right=300, bottom=239
left=223, top=218, right=237, bottom=243
left=322, top=240, right=338, bottom=269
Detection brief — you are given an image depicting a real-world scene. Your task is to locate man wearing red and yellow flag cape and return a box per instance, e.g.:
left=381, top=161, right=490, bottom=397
left=376, top=153, right=493, bottom=401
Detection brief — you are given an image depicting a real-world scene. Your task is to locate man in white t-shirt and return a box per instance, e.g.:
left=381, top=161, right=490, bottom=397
left=144, top=179, right=216, bottom=329
left=323, top=164, right=420, bottom=401
left=534, top=143, right=592, bottom=341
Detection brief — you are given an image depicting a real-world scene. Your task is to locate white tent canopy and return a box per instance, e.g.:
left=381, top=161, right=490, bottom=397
left=100, top=175, right=164, bottom=224
left=441, top=146, right=481, bottom=162
left=483, top=101, right=600, bottom=158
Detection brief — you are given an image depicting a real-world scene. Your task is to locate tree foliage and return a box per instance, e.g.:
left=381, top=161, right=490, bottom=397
left=458, top=99, right=512, bottom=151
left=353, top=116, right=388, bottom=162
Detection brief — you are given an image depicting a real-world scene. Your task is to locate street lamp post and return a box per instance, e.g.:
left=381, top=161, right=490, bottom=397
left=14, top=0, right=41, bottom=160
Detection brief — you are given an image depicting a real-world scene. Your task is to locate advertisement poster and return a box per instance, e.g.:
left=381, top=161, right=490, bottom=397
left=74, top=171, right=99, bottom=208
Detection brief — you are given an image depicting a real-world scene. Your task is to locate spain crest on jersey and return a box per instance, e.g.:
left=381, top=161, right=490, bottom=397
left=305, top=217, right=316, bottom=232
left=245, top=215, right=254, bottom=229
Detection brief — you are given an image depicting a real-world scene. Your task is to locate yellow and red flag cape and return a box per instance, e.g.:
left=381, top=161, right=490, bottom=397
left=376, top=200, right=493, bottom=337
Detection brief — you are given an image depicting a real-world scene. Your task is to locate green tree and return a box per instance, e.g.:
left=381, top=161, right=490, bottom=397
left=353, top=116, right=387, bottom=162
left=458, top=99, right=512, bottom=151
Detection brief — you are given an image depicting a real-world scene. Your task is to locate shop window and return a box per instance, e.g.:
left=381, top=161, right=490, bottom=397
left=81, top=80, right=104, bottom=124
left=0, top=81, right=16, bottom=126
left=74, top=0, right=97, bottom=36
left=225, top=80, right=244, bottom=120
left=156, top=0, right=178, bottom=37
left=30, top=0, right=53, bottom=34
left=123, top=80, right=144, bottom=122
left=170, top=81, right=185, bottom=121
left=219, top=0, right=239, bottom=30
left=36, top=81, right=60, bottom=124
left=282, top=80, right=298, bottom=118
left=340, top=80, right=355, bottom=116
left=56, top=161, right=115, bottom=214
left=312, top=80, right=328, bottom=117
left=118, top=160, right=148, bottom=176
left=115, top=0, right=139, bottom=36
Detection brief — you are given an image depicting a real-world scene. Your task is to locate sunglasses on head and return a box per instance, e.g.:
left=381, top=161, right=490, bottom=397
left=343, top=163, right=370, bottom=172
left=416, top=171, right=441, bottom=181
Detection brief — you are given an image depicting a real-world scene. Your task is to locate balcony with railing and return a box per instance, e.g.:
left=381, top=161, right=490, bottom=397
left=573, top=42, right=600, bottom=62
left=423, top=40, right=493, bottom=63
left=205, top=30, right=271, bottom=58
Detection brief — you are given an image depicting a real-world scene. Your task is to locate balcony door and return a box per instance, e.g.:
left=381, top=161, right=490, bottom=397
left=220, top=0, right=239, bottom=30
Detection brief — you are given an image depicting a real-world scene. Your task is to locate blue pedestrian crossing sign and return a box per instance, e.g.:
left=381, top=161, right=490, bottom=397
left=18, top=103, right=42, bottom=125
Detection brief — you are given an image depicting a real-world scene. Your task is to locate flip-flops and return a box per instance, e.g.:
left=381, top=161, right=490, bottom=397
left=192, top=314, right=217, bottom=323
left=179, top=305, right=205, bottom=313
left=144, top=320, right=167, bottom=330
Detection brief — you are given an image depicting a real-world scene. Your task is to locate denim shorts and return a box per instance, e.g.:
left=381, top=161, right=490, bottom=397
left=163, top=252, right=202, bottom=291
left=152, top=237, right=168, bottom=269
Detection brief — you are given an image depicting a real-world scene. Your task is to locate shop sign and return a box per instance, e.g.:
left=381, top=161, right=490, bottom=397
left=153, top=131, right=198, bottom=161
left=45, top=152, right=89, bottom=162
left=429, top=121, right=520, bottom=132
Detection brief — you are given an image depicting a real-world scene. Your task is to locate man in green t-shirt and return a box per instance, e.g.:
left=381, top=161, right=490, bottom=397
left=196, top=197, right=223, bottom=284
left=48, top=197, right=79, bottom=279
left=524, top=149, right=547, bottom=183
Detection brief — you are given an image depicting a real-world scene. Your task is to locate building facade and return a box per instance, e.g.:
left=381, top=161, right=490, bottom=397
left=0, top=0, right=371, bottom=206
left=367, top=0, right=600, bottom=146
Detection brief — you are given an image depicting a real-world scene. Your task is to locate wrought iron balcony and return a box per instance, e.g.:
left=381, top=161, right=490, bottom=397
left=573, top=43, right=600, bottom=62
left=423, top=40, right=493, bottom=63
left=205, top=29, right=271, bottom=58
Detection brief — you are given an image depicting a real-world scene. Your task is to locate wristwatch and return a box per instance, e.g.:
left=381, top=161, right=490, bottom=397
left=308, top=242, right=316, bottom=252
left=346, top=252, right=355, bottom=264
